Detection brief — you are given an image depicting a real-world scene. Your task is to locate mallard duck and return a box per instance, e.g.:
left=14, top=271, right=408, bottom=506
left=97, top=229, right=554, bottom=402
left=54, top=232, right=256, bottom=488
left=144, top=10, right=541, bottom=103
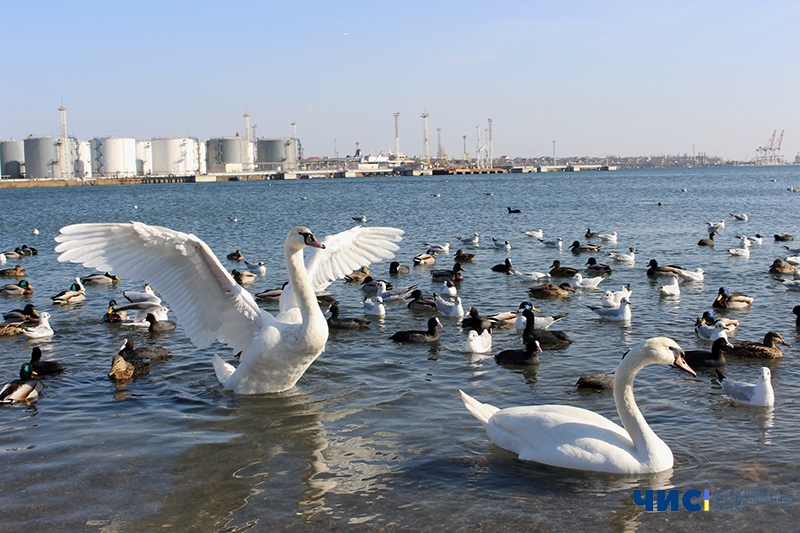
left=511, top=302, right=567, bottom=331
left=20, top=245, right=38, bottom=256
left=646, top=259, right=684, bottom=277
left=549, top=260, right=580, bottom=278
left=389, top=316, right=442, bottom=343
left=108, top=355, right=150, bottom=382
left=0, top=280, right=34, bottom=296
left=28, top=347, right=65, bottom=375
left=528, top=282, right=575, bottom=299
left=521, top=308, right=572, bottom=349
left=495, top=339, right=541, bottom=366
left=0, top=248, right=24, bottom=260
left=683, top=337, right=732, bottom=369
left=0, top=322, right=25, bottom=336
left=491, top=258, right=513, bottom=273
left=431, top=263, right=465, bottom=282
left=585, top=257, right=612, bottom=275
left=118, top=338, right=171, bottom=361
left=22, top=312, right=54, bottom=339
left=413, top=249, right=437, bottom=265
left=769, top=259, right=796, bottom=275
left=774, top=234, right=794, bottom=242
left=406, top=289, right=437, bottom=311
left=461, top=306, right=492, bottom=334
left=0, top=363, right=42, bottom=403
left=698, top=310, right=738, bottom=332
left=3, top=303, right=38, bottom=323
left=507, top=207, right=522, bottom=214
left=226, top=249, right=245, bottom=261
left=327, top=303, right=370, bottom=330
left=345, top=266, right=372, bottom=283
left=722, top=331, right=790, bottom=359
left=52, top=278, right=86, bottom=304
left=585, top=228, right=600, bottom=239
left=792, top=305, right=800, bottom=328
left=389, top=261, right=410, bottom=275
left=0, top=264, right=26, bottom=277
left=255, top=283, right=286, bottom=304
left=712, top=286, right=753, bottom=309
left=81, top=272, right=121, bottom=285
left=570, top=241, right=602, bottom=253
left=454, top=249, right=475, bottom=263
left=103, top=300, right=129, bottom=323
left=232, top=268, right=257, bottom=285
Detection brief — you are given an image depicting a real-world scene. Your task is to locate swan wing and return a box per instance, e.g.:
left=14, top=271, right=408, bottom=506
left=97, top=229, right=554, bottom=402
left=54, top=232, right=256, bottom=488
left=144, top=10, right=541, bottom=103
left=487, top=405, right=642, bottom=472
left=55, top=222, right=267, bottom=356
left=280, top=225, right=404, bottom=312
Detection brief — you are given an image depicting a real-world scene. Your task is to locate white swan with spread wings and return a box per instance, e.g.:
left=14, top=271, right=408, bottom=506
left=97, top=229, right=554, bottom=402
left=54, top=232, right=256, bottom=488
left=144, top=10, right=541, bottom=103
left=55, top=222, right=404, bottom=394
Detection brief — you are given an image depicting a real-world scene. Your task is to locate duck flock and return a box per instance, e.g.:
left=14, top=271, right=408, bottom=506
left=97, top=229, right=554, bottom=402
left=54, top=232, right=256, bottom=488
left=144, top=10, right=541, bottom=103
left=1, top=201, right=797, bottom=476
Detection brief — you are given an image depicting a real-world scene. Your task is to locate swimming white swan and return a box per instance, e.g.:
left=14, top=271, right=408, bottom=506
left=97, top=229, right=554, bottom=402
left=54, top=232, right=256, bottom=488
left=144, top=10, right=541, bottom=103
left=461, top=337, right=695, bottom=474
left=55, top=222, right=403, bottom=394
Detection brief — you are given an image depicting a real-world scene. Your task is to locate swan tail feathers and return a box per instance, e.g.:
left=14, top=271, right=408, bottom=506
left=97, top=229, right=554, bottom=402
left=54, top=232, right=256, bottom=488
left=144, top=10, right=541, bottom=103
left=459, top=390, right=499, bottom=426
left=212, top=354, right=236, bottom=386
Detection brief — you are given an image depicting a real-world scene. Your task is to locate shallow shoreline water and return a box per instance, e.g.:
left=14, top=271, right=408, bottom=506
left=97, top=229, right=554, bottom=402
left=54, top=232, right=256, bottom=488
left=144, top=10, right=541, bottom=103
left=1, top=167, right=799, bottom=532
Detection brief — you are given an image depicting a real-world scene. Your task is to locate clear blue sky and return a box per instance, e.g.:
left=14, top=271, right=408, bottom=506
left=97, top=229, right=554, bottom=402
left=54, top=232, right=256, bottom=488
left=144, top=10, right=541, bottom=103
left=1, top=1, right=797, bottom=161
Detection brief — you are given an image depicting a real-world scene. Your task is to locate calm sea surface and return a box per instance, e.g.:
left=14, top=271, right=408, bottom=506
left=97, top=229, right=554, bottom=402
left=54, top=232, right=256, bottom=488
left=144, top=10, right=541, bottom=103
left=1, top=166, right=799, bottom=532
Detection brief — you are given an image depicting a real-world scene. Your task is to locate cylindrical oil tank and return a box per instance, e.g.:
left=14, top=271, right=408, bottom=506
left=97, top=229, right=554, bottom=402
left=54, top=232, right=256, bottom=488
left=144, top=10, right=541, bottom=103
left=196, top=140, right=207, bottom=175
left=75, top=140, right=92, bottom=179
left=136, top=140, right=152, bottom=176
left=151, top=137, right=198, bottom=175
left=91, top=137, right=136, bottom=177
left=207, top=137, right=253, bottom=172
left=256, top=138, right=298, bottom=170
left=0, top=140, right=25, bottom=178
left=24, top=136, right=72, bottom=179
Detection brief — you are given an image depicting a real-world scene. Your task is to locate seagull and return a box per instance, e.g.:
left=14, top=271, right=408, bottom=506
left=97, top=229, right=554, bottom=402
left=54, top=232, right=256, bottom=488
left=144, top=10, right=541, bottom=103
left=439, top=280, right=457, bottom=296
left=376, top=281, right=418, bottom=301
left=597, top=231, right=618, bottom=243
left=588, top=297, right=631, bottom=321
left=707, top=219, right=726, bottom=231
left=676, top=268, right=705, bottom=282
left=464, top=329, right=493, bottom=354
left=424, top=242, right=450, bottom=254
left=695, top=320, right=730, bottom=342
left=729, top=213, right=748, bottom=222
left=457, top=233, right=480, bottom=245
left=244, top=260, right=267, bottom=276
left=539, top=237, right=563, bottom=249
left=775, top=277, right=800, bottom=292
left=123, top=283, right=161, bottom=304
left=492, top=238, right=511, bottom=250
left=716, top=367, right=774, bottom=407
left=512, top=269, right=551, bottom=282
left=434, top=293, right=464, bottom=317
left=363, top=296, right=386, bottom=316
left=658, top=275, right=681, bottom=297
left=352, top=215, right=367, bottom=223
left=22, top=312, right=54, bottom=339
left=600, top=285, right=632, bottom=308
left=572, top=272, right=605, bottom=290
left=523, top=229, right=544, bottom=239
left=606, top=246, right=636, bottom=265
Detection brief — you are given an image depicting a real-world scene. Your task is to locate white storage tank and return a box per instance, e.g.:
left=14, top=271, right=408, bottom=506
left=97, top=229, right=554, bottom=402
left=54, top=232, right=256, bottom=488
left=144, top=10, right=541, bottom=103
left=207, top=137, right=253, bottom=173
left=0, top=139, right=25, bottom=178
left=75, top=140, right=92, bottom=179
left=151, top=137, right=199, bottom=175
left=196, top=139, right=207, bottom=175
left=24, top=136, right=75, bottom=179
left=256, top=138, right=298, bottom=170
left=91, top=137, right=136, bottom=177
left=136, top=140, right=152, bottom=176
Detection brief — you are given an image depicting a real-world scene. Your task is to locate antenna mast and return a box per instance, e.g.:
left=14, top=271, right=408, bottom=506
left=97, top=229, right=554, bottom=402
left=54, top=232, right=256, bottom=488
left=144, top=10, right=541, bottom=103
left=59, top=102, right=71, bottom=179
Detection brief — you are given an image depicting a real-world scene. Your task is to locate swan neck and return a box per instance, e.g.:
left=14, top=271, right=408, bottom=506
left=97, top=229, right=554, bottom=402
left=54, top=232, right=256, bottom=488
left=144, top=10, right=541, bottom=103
left=613, top=356, right=665, bottom=457
left=285, top=244, right=317, bottom=318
